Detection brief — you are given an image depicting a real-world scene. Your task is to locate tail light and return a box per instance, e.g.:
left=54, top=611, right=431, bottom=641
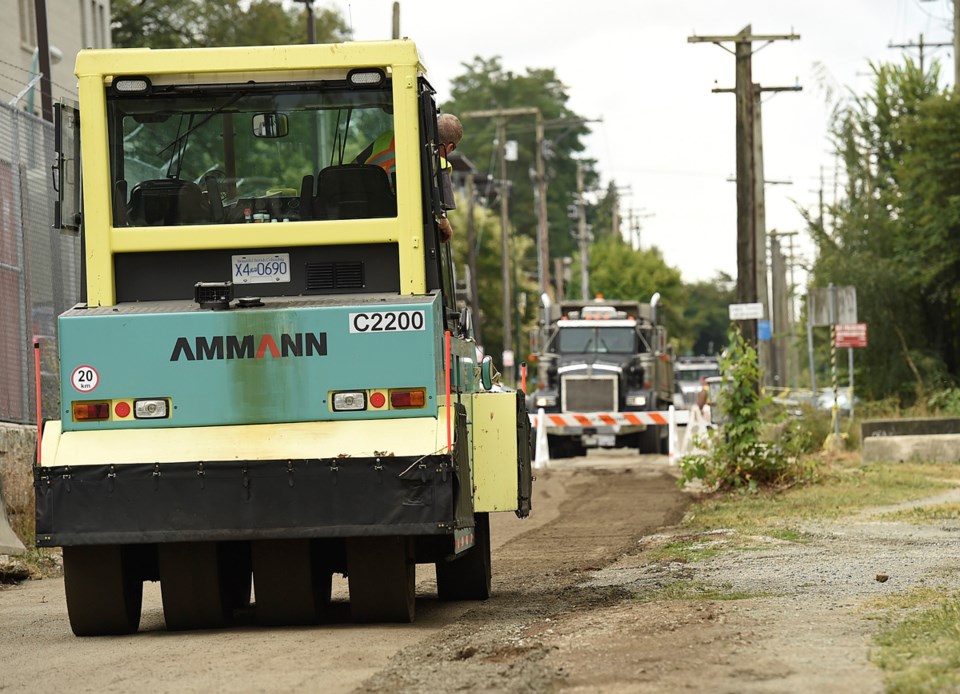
left=72, top=398, right=171, bottom=422
left=72, top=401, right=110, bottom=421
left=390, top=388, right=426, bottom=409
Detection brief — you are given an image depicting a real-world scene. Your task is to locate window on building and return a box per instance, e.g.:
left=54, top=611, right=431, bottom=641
left=79, top=0, right=87, bottom=47
left=19, top=0, right=37, bottom=47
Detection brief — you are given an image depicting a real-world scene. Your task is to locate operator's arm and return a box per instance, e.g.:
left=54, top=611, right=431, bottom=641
left=353, top=141, right=374, bottom=165
left=437, top=214, right=453, bottom=242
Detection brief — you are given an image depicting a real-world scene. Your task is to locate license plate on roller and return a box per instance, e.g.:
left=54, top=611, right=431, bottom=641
left=232, top=253, right=291, bottom=284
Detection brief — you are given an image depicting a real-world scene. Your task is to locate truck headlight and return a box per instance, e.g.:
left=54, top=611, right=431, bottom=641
left=626, top=394, right=646, bottom=407
left=535, top=394, right=558, bottom=407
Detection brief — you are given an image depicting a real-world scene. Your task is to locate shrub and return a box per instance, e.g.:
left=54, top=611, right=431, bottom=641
left=679, top=328, right=817, bottom=492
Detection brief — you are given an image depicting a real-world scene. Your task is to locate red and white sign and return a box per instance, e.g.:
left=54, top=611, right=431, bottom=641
left=835, top=323, right=868, bottom=348
left=70, top=365, right=100, bottom=392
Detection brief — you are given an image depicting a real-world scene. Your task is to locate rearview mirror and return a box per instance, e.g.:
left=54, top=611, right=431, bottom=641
left=252, top=112, right=289, bottom=138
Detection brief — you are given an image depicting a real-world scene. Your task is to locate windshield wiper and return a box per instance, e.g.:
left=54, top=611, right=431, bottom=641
left=156, top=90, right=248, bottom=160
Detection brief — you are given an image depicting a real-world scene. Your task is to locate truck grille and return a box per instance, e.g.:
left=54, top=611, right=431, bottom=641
left=561, top=375, right=617, bottom=412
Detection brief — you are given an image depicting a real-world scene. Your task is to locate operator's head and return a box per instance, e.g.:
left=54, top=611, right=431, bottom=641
left=438, top=113, right=463, bottom=158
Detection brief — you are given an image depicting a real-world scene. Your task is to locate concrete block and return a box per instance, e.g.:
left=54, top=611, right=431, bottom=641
left=861, top=418, right=960, bottom=439
left=861, top=434, right=960, bottom=464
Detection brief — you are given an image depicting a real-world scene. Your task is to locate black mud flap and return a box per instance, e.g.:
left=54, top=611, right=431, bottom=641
left=451, top=402, right=475, bottom=529
left=515, top=390, right=533, bottom=518
left=35, top=454, right=457, bottom=547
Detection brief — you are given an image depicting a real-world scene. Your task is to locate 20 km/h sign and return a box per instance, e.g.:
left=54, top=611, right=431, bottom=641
left=835, top=323, right=868, bottom=348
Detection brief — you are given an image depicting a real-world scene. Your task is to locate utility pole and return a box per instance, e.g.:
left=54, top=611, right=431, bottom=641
left=955, top=0, right=960, bottom=93
left=714, top=82, right=801, bottom=382
left=496, top=119, right=513, bottom=383
left=769, top=230, right=798, bottom=389
left=461, top=108, right=548, bottom=301
left=465, top=174, right=482, bottom=342
left=689, top=25, right=800, bottom=349
left=576, top=161, right=589, bottom=300
left=889, top=33, right=951, bottom=75
left=534, top=115, right=550, bottom=300
left=33, top=0, right=52, bottom=122
left=392, top=1, right=400, bottom=39
left=296, top=0, right=319, bottom=167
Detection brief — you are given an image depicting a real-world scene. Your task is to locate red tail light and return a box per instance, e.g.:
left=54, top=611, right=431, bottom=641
left=73, top=402, right=110, bottom=421
left=390, top=389, right=426, bottom=409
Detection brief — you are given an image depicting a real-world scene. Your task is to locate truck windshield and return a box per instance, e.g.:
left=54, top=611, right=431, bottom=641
left=107, top=82, right=396, bottom=226
left=557, top=327, right=637, bottom=354
left=676, top=367, right=720, bottom=381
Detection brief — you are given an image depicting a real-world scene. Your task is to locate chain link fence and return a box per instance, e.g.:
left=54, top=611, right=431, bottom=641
left=0, top=102, right=81, bottom=425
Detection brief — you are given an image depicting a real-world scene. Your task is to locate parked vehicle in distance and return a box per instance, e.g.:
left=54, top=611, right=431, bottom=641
left=674, top=356, right=720, bottom=406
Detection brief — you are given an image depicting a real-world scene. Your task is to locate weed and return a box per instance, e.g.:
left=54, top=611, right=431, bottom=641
left=678, top=328, right=822, bottom=492
left=644, top=539, right=725, bottom=564
left=682, top=461, right=960, bottom=538
left=635, top=579, right=767, bottom=602
left=880, top=503, right=960, bottom=524
left=870, top=593, right=960, bottom=692
left=863, top=586, right=946, bottom=613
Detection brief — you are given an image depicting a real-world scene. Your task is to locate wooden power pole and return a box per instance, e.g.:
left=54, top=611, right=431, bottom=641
left=689, top=25, right=799, bottom=349
left=576, top=161, right=589, bottom=300
left=496, top=119, right=513, bottom=380
left=465, top=174, right=482, bottom=343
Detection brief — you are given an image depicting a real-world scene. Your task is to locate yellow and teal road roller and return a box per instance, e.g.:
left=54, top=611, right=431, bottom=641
left=36, top=40, right=532, bottom=635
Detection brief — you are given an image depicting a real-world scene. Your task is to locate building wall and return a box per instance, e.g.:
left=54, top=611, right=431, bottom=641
left=1, top=0, right=111, bottom=115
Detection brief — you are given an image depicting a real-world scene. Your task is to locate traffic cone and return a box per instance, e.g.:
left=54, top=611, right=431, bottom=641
left=668, top=405, right=678, bottom=465
left=533, top=407, right=550, bottom=470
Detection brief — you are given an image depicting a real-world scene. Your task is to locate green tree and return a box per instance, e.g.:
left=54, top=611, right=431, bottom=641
left=897, top=93, right=960, bottom=386
left=448, top=199, right=538, bottom=369
left=568, top=235, right=685, bottom=342
left=112, top=0, right=349, bottom=49
left=682, top=273, right=734, bottom=357
left=809, top=58, right=952, bottom=403
left=444, top=57, right=596, bottom=274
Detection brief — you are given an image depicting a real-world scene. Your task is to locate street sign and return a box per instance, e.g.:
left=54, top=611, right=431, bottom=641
left=809, top=286, right=857, bottom=326
left=729, top=302, right=764, bottom=320
left=835, top=323, right=867, bottom=348
left=757, top=319, right=771, bottom=341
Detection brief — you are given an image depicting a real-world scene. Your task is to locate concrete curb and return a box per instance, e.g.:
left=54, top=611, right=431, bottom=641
left=862, top=433, right=960, bottom=464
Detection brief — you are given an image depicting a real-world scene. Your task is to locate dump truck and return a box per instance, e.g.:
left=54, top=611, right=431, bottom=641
left=36, top=40, right=532, bottom=635
left=529, top=296, right=674, bottom=456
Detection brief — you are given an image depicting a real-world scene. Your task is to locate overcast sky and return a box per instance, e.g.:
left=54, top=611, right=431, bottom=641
left=330, top=0, right=955, bottom=285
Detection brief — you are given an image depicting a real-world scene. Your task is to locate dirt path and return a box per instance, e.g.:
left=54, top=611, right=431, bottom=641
left=0, top=450, right=683, bottom=692
left=6, top=452, right=951, bottom=692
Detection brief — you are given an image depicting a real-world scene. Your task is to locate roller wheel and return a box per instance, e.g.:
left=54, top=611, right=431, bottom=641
left=159, top=542, right=230, bottom=631
left=639, top=426, right=662, bottom=454
left=436, top=513, right=491, bottom=601
left=63, top=545, right=143, bottom=636
left=252, top=539, right=331, bottom=626
left=347, top=536, right=415, bottom=623
left=219, top=541, right=252, bottom=611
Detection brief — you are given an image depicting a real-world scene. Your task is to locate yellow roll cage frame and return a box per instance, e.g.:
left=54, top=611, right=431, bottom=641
left=74, top=40, right=430, bottom=306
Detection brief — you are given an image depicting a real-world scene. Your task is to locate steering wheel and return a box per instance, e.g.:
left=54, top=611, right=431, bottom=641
left=202, top=169, right=228, bottom=200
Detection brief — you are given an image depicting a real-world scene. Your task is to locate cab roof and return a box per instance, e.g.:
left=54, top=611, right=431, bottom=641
left=75, top=39, right=426, bottom=79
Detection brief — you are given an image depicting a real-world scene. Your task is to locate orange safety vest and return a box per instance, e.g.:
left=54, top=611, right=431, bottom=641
left=365, top=130, right=396, bottom=177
